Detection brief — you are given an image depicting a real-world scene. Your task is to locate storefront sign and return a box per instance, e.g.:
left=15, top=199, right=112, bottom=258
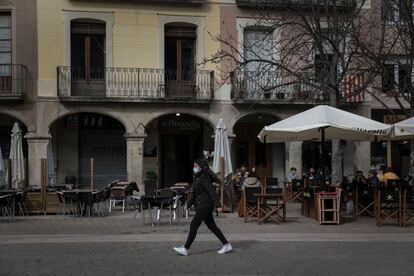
left=160, top=119, right=201, bottom=130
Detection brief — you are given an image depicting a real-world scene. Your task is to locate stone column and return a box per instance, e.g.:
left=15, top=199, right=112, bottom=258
left=228, top=134, right=236, bottom=171
left=25, top=134, right=50, bottom=188
left=354, top=141, right=371, bottom=174
left=286, top=141, right=303, bottom=177
left=125, top=133, right=147, bottom=194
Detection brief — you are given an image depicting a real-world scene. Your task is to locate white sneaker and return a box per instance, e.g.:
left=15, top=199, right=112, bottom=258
left=218, top=243, right=232, bottom=254
left=173, top=246, right=188, bottom=256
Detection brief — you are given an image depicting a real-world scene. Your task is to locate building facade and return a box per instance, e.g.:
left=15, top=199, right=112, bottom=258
left=0, top=0, right=37, bottom=188
left=1, top=0, right=382, bottom=192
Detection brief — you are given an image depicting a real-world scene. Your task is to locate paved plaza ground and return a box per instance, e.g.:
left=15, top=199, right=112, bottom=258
left=0, top=203, right=413, bottom=275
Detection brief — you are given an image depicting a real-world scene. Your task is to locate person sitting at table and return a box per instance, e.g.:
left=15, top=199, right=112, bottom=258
left=352, top=170, right=367, bottom=187
left=380, top=167, right=399, bottom=185
left=287, top=167, right=299, bottom=182
left=241, top=171, right=263, bottom=191
left=367, top=169, right=380, bottom=187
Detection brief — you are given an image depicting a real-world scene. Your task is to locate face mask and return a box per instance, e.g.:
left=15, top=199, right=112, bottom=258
left=193, top=167, right=201, bottom=174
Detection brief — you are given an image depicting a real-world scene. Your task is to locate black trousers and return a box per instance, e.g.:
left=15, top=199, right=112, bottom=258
left=184, top=207, right=228, bottom=249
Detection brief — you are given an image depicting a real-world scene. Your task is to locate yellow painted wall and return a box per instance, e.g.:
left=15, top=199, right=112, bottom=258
left=37, top=0, right=221, bottom=96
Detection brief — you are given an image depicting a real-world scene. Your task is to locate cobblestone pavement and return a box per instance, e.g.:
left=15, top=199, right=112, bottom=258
left=0, top=203, right=413, bottom=275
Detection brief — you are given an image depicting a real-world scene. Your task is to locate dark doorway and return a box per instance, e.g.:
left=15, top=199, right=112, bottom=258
left=164, top=23, right=196, bottom=98
left=71, top=19, right=105, bottom=96
left=234, top=113, right=279, bottom=181
left=158, top=114, right=209, bottom=187
left=161, top=134, right=191, bottom=186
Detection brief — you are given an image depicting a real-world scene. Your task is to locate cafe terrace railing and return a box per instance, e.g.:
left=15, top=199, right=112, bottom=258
left=57, top=66, right=214, bottom=101
left=0, top=64, right=27, bottom=99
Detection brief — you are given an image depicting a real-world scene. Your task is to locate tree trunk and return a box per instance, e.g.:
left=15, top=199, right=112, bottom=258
left=331, top=140, right=342, bottom=184
left=329, top=89, right=343, bottom=184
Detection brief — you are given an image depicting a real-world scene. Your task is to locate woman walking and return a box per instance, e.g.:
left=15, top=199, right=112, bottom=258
left=173, top=159, right=232, bottom=256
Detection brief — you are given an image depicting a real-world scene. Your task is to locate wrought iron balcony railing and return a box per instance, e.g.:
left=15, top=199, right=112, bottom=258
left=0, top=64, right=27, bottom=99
left=230, top=70, right=327, bottom=102
left=57, top=66, right=214, bottom=101
left=236, top=0, right=357, bottom=9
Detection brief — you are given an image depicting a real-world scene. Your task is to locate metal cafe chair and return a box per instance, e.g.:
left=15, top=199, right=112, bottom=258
left=109, top=187, right=126, bottom=213
left=375, top=180, right=402, bottom=226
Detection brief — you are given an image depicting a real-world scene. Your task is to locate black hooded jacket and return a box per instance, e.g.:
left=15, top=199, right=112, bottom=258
left=187, top=168, right=221, bottom=210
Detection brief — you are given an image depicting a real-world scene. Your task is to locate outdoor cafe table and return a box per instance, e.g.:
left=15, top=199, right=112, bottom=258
left=0, top=190, right=20, bottom=221
left=140, top=194, right=176, bottom=226
left=62, top=189, right=97, bottom=216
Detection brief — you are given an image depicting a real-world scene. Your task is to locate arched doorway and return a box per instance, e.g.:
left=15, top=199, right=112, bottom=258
left=144, top=113, right=214, bottom=190
left=49, top=113, right=127, bottom=189
left=233, top=113, right=284, bottom=181
left=0, top=113, right=28, bottom=188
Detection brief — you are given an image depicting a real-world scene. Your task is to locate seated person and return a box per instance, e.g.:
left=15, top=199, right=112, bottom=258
left=304, top=167, right=317, bottom=186
left=380, top=167, right=399, bottom=185
left=287, top=167, right=299, bottom=182
left=367, top=169, right=380, bottom=187
left=352, top=170, right=367, bottom=188
left=241, top=171, right=263, bottom=191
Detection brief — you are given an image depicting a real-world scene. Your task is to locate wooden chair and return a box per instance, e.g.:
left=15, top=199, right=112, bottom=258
left=243, top=187, right=262, bottom=222
left=291, top=179, right=304, bottom=202
left=375, top=180, right=402, bottom=226
left=257, top=187, right=286, bottom=224
left=265, top=177, right=278, bottom=189
left=402, top=186, right=414, bottom=226
left=316, top=188, right=341, bottom=225
left=354, top=185, right=375, bottom=217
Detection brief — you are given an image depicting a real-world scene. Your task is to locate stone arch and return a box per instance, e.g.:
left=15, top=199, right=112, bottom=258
left=231, top=111, right=280, bottom=134
left=144, top=110, right=215, bottom=131
left=46, top=108, right=132, bottom=134
left=0, top=111, right=34, bottom=132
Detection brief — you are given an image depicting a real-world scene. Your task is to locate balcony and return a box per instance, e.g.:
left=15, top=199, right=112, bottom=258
left=230, top=70, right=328, bottom=103
left=0, top=64, right=27, bottom=100
left=57, top=66, right=214, bottom=103
left=74, top=0, right=206, bottom=4
left=236, top=0, right=357, bottom=9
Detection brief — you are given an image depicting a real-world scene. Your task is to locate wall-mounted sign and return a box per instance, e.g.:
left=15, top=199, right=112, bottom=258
left=160, top=118, right=201, bottom=131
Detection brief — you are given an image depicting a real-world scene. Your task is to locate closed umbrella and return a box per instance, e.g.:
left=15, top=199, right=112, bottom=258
left=47, top=141, right=55, bottom=186
left=0, top=145, right=5, bottom=188
left=9, top=122, right=25, bottom=189
left=212, top=119, right=233, bottom=209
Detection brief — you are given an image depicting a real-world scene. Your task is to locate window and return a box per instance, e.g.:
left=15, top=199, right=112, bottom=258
left=243, top=27, right=274, bottom=97
left=164, top=23, right=197, bottom=98
left=0, top=12, right=11, bottom=93
left=70, top=19, right=106, bottom=96
left=382, top=0, right=413, bottom=23
left=244, top=27, right=273, bottom=72
left=382, top=61, right=412, bottom=96
left=71, top=19, right=105, bottom=81
left=0, top=13, right=11, bottom=65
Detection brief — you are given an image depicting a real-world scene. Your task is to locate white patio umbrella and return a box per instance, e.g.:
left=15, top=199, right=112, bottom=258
left=258, top=105, right=392, bottom=173
left=392, top=116, right=414, bottom=139
left=47, top=141, right=55, bottom=186
left=9, top=122, right=25, bottom=189
left=212, top=119, right=233, bottom=208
